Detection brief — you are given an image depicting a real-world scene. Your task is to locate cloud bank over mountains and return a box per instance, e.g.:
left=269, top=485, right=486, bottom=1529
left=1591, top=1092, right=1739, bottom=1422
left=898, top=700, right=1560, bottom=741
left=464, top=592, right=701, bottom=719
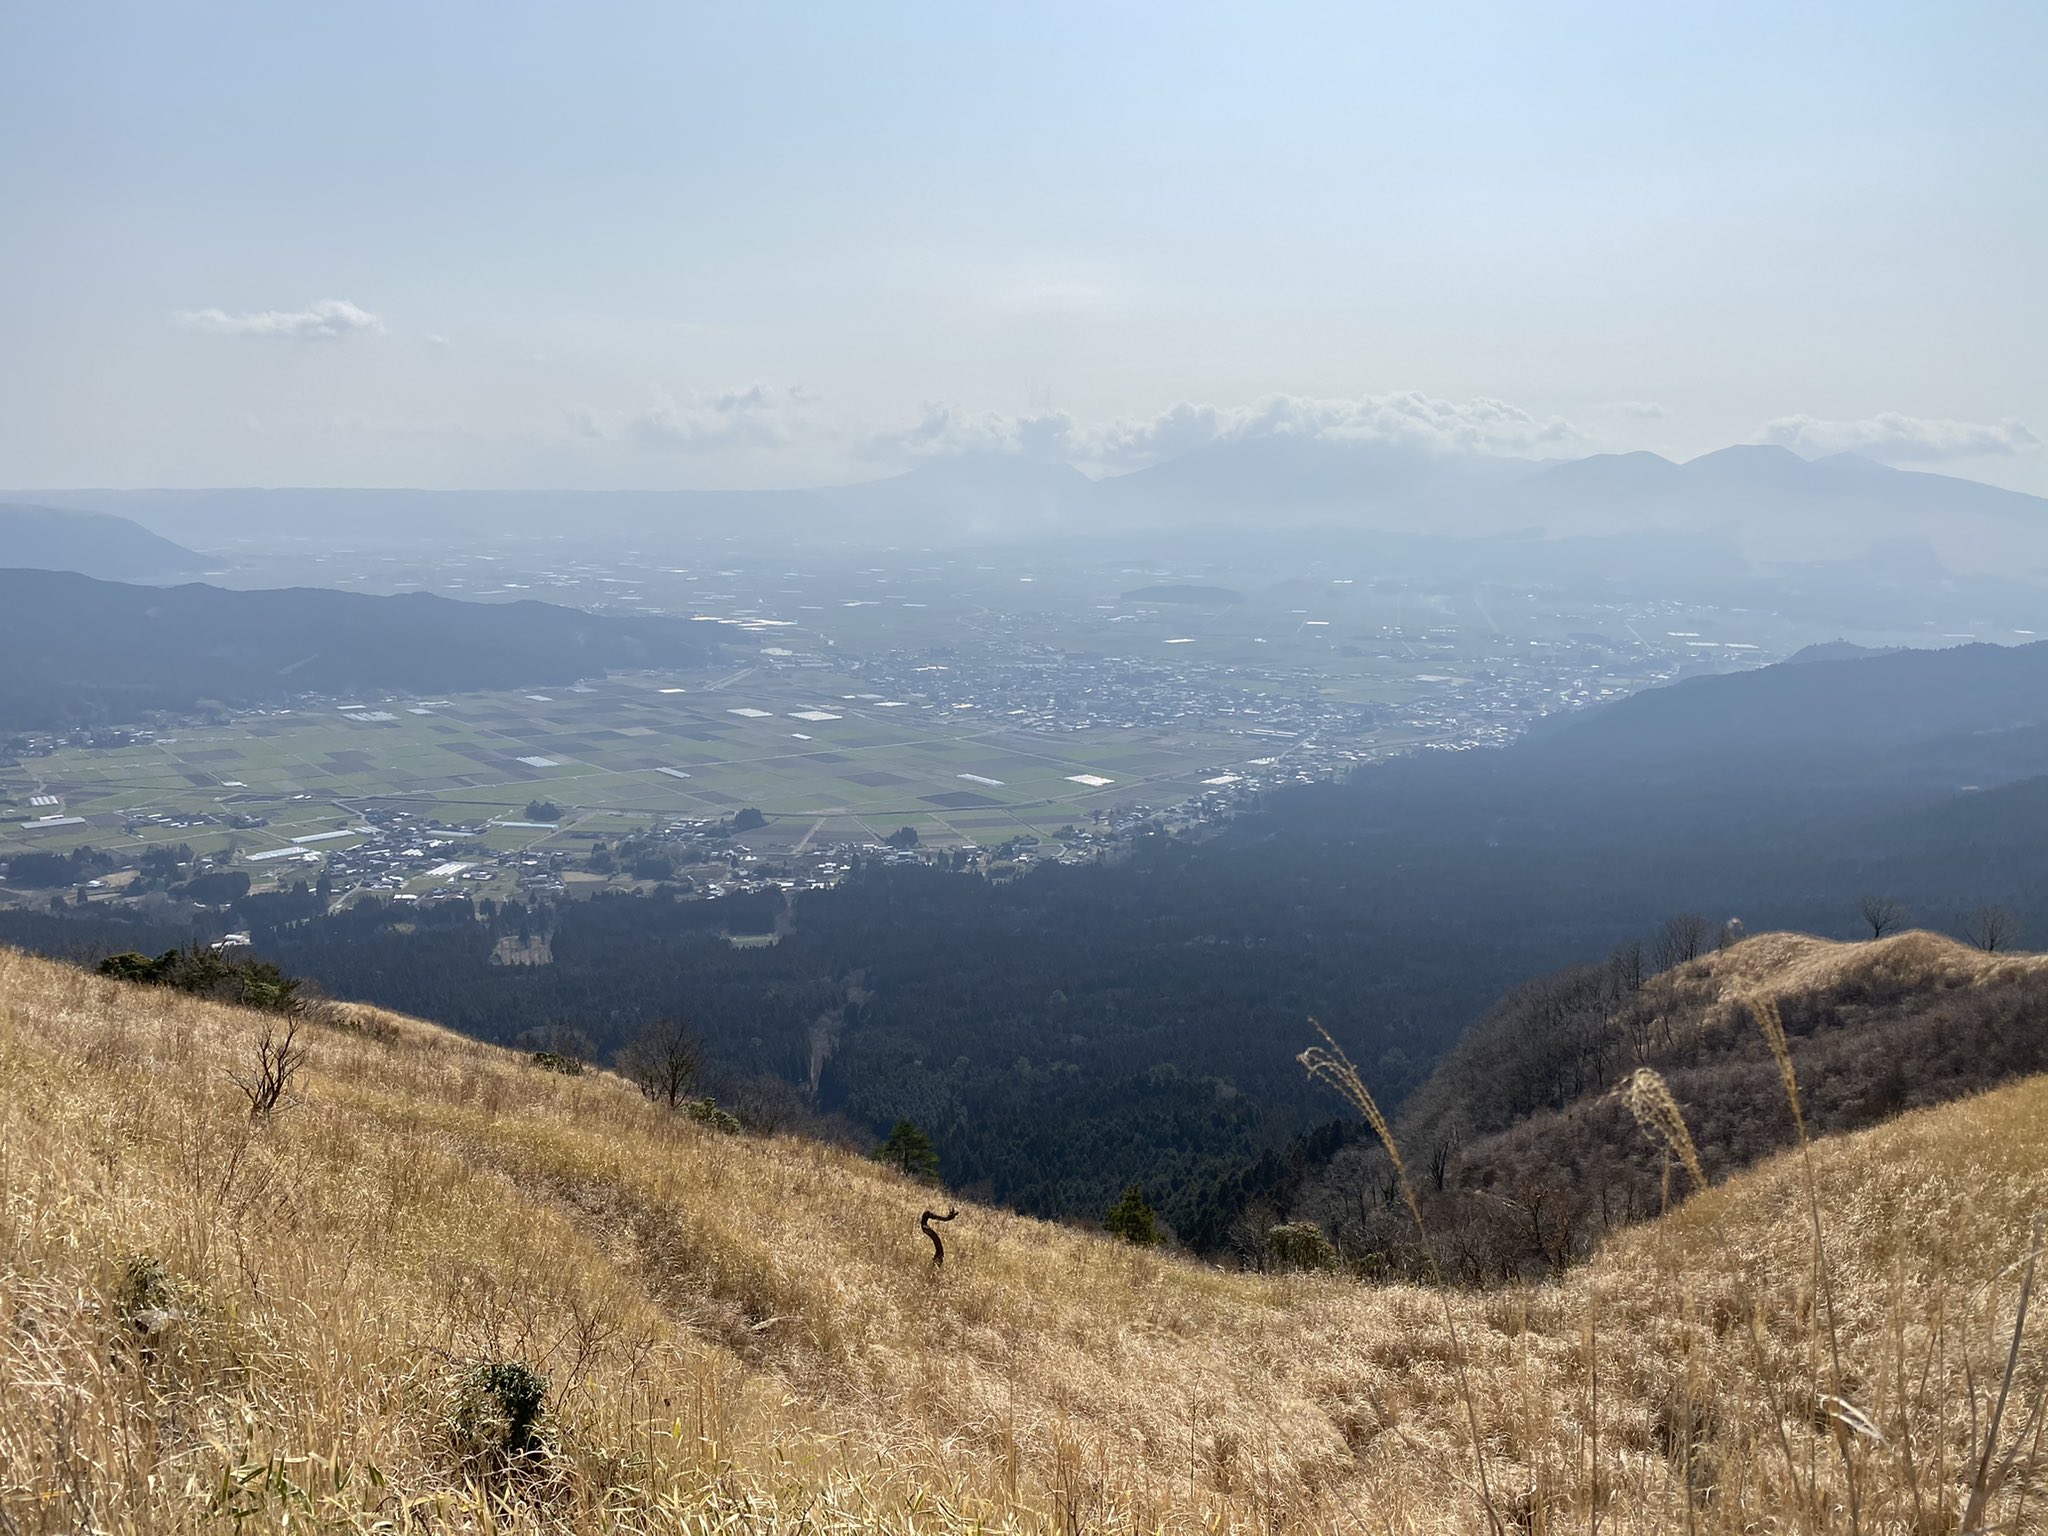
left=880, top=392, right=1595, bottom=469
left=148, top=296, right=2043, bottom=488
left=574, top=384, right=2039, bottom=484
left=575, top=384, right=822, bottom=452
left=578, top=388, right=1603, bottom=472
left=1759, top=412, right=2042, bottom=464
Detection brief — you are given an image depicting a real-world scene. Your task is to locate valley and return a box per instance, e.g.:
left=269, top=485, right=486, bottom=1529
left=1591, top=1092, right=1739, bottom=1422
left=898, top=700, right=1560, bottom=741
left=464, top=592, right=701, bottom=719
left=7, top=539, right=1978, bottom=905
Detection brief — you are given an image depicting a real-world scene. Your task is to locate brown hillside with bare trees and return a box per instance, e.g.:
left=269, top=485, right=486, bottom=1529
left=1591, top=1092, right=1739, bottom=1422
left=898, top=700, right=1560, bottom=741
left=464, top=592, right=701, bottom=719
left=1280, top=932, right=2048, bottom=1282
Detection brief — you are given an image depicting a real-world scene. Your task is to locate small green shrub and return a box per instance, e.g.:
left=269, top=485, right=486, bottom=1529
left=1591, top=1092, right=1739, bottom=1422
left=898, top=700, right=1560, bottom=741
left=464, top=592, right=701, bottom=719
left=684, top=1096, right=742, bottom=1134
left=451, top=1359, right=550, bottom=1465
left=876, top=1119, right=938, bottom=1179
left=1104, top=1186, right=1163, bottom=1247
left=529, top=1050, right=583, bottom=1075
left=1267, top=1222, right=1338, bottom=1272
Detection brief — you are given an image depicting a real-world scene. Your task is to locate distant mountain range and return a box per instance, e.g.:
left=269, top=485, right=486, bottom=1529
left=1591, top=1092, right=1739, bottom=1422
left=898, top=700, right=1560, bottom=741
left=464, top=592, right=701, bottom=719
left=0, top=502, right=205, bottom=580
left=1095, top=435, right=1541, bottom=525
left=0, top=569, right=718, bottom=732
left=11, top=440, right=2045, bottom=582
left=0, top=486, right=829, bottom=551
left=1480, top=444, right=2048, bottom=573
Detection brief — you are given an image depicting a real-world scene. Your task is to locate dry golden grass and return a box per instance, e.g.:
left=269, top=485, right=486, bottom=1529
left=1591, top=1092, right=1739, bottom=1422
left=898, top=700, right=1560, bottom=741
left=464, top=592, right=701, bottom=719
left=1648, top=928, right=2048, bottom=1039
left=1, top=941, right=2043, bottom=1533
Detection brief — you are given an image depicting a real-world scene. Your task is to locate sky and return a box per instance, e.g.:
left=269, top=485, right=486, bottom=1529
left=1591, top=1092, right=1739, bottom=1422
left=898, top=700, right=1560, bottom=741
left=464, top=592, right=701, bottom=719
left=1, top=1, right=2043, bottom=493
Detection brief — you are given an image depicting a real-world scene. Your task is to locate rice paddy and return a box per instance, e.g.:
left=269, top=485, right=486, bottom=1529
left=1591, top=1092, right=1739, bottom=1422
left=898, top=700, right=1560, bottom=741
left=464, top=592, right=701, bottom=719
left=1, top=665, right=1288, bottom=859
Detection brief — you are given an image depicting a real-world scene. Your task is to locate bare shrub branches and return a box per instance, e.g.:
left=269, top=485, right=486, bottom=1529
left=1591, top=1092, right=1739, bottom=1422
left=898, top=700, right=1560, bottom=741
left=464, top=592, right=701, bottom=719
left=228, top=1017, right=304, bottom=1119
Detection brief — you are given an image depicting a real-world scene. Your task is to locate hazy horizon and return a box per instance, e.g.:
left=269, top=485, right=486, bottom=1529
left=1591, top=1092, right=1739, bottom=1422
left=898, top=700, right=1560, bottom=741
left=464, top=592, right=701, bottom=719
left=2, top=2, right=2042, bottom=495
left=1, top=438, right=2039, bottom=502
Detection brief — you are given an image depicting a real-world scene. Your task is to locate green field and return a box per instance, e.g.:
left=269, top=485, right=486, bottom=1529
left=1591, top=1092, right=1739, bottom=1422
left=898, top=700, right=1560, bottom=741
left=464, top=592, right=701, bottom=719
left=1, top=664, right=1314, bottom=861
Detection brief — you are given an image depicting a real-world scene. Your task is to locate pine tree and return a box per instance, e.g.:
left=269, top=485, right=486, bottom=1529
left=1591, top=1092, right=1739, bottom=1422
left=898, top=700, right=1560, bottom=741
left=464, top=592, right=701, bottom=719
left=877, top=1119, right=938, bottom=1179
left=1104, top=1185, right=1162, bottom=1246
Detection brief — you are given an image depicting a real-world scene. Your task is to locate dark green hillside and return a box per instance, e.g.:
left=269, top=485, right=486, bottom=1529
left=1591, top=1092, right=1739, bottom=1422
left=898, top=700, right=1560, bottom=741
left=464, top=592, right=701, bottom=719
left=0, top=569, right=718, bottom=729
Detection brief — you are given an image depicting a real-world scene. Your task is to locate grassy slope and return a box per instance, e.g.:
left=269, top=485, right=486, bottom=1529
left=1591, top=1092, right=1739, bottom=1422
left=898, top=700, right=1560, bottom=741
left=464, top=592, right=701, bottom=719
left=1, top=942, right=2043, bottom=1533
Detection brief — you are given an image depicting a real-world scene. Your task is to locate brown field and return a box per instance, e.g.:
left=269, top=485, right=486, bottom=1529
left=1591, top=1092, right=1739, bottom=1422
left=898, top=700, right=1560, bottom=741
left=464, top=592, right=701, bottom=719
left=0, top=939, right=2042, bottom=1533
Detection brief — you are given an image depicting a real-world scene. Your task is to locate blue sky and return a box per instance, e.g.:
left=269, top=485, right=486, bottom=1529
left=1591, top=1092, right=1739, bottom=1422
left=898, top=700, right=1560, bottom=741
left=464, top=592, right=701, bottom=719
left=2, top=1, right=2042, bottom=490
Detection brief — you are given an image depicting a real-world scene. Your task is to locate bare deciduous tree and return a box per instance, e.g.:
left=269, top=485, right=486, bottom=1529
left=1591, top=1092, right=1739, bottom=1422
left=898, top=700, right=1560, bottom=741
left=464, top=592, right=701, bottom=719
left=1651, top=913, right=1712, bottom=972
left=1608, top=940, right=1645, bottom=995
left=1429, top=1137, right=1457, bottom=1193
left=1963, top=905, right=2017, bottom=954
left=1860, top=895, right=1905, bottom=940
left=230, top=1018, right=304, bottom=1118
left=619, top=1016, right=700, bottom=1108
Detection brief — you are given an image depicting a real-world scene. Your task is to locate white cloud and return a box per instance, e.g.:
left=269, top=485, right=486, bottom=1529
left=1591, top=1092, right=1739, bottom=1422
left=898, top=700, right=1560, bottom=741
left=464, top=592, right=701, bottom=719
left=1760, top=412, right=2040, bottom=464
left=1092, top=391, right=1590, bottom=465
left=576, top=383, right=821, bottom=451
left=872, top=391, right=1589, bottom=468
left=170, top=299, right=386, bottom=340
left=867, top=403, right=1082, bottom=461
left=576, top=385, right=1597, bottom=473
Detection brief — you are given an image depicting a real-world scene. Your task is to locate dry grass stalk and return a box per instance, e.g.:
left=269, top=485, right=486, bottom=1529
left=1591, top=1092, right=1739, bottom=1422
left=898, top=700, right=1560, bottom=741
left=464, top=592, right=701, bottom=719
left=1747, top=992, right=1805, bottom=1140
left=1622, top=1068, right=1706, bottom=1193
left=1300, top=1019, right=1503, bottom=1533
left=1963, top=1214, right=2045, bottom=1531
left=1746, top=991, right=1862, bottom=1529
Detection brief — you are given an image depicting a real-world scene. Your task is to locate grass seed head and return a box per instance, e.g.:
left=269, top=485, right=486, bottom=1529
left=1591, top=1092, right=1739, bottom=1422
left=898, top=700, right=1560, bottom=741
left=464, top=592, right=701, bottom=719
left=1624, top=1066, right=1708, bottom=1193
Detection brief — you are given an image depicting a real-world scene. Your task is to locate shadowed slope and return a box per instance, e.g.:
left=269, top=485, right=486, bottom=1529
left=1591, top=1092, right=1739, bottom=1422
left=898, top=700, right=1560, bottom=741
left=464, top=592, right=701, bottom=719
left=0, top=568, right=717, bottom=729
